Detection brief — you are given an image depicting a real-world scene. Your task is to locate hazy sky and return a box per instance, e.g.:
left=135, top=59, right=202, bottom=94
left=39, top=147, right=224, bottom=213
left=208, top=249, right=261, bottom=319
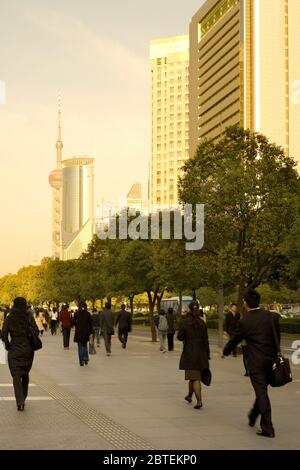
left=0, top=0, right=204, bottom=276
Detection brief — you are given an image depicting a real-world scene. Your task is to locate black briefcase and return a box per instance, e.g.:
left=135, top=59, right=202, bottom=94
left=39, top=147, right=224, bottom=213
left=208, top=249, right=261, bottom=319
left=270, top=354, right=292, bottom=387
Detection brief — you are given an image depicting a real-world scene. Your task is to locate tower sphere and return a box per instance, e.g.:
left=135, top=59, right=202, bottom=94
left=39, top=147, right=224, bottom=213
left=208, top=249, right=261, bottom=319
left=49, top=168, right=63, bottom=189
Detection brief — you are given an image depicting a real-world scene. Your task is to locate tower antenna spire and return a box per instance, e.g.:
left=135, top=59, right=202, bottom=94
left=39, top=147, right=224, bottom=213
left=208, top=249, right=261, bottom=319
left=56, top=91, right=63, bottom=166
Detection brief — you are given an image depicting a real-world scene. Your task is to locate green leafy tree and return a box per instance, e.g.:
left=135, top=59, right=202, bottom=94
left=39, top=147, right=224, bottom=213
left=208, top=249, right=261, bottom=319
left=179, top=126, right=300, bottom=307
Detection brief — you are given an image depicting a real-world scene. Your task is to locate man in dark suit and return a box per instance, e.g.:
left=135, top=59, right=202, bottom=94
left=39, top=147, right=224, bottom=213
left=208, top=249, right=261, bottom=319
left=115, top=304, right=132, bottom=349
left=223, top=289, right=280, bottom=438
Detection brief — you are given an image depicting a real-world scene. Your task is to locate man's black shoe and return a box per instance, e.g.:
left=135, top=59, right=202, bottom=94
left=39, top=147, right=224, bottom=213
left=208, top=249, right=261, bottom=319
left=248, top=413, right=257, bottom=427
left=256, top=430, right=275, bottom=438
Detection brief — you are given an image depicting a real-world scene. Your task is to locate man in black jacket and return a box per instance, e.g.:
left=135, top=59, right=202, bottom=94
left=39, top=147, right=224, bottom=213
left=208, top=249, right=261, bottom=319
left=115, top=304, right=132, bottom=349
left=223, top=290, right=280, bottom=438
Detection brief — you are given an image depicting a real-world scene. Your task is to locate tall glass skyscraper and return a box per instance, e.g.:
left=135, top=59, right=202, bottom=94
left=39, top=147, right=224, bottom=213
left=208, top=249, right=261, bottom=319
left=189, top=0, right=300, bottom=167
left=61, top=157, right=95, bottom=260
left=150, top=35, right=190, bottom=209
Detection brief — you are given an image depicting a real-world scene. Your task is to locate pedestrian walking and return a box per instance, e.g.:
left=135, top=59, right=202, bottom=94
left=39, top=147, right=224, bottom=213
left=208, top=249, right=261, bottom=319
left=155, top=309, right=168, bottom=352
left=225, top=303, right=240, bottom=357
left=166, top=307, right=176, bottom=351
left=73, top=302, right=92, bottom=366
left=43, top=309, right=50, bottom=332
left=1, top=297, right=40, bottom=411
left=223, top=289, right=280, bottom=438
left=177, top=302, right=210, bottom=409
left=50, top=308, right=58, bottom=335
left=59, top=303, right=73, bottom=349
left=91, top=308, right=101, bottom=348
left=35, top=310, right=44, bottom=336
left=115, top=304, right=132, bottom=349
left=100, top=302, right=115, bottom=356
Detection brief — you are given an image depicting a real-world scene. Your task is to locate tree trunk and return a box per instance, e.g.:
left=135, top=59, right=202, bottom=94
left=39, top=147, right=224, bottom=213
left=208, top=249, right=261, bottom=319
left=100, top=298, right=103, bottom=309
left=129, top=295, right=134, bottom=315
left=218, top=285, right=224, bottom=351
left=178, top=291, right=183, bottom=316
left=237, top=275, right=246, bottom=311
left=147, top=290, right=157, bottom=342
left=192, top=288, right=196, bottom=301
left=156, top=290, right=164, bottom=312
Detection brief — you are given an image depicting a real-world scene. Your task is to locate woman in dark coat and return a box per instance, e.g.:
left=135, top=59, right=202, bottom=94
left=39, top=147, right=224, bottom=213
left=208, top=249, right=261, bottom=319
left=177, top=302, right=210, bottom=409
left=1, top=297, right=39, bottom=411
left=73, top=302, right=92, bottom=366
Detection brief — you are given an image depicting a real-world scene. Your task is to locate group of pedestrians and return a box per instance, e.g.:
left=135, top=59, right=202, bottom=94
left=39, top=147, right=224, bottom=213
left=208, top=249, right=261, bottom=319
left=64, top=302, right=132, bottom=364
left=0, top=289, right=283, bottom=439
left=177, top=290, right=281, bottom=438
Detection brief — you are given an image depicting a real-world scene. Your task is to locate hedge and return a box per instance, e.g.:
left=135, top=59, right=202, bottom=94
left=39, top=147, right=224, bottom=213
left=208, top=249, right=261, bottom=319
left=132, top=316, right=300, bottom=334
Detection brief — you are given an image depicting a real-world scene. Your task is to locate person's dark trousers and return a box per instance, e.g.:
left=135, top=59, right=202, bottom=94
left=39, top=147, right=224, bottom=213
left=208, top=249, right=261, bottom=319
left=93, top=327, right=101, bottom=346
left=118, top=328, right=128, bottom=348
left=62, top=327, right=71, bottom=348
left=50, top=321, right=57, bottom=335
left=167, top=333, right=174, bottom=351
left=249, top=372, right=274, bottom=435
left=103, top=332, right=112, bottom=353
left=13, top=374, right=29, bottom=407
left=77, top=342, right=89, bottom=365
left=242, top=346, right=250, bottom=375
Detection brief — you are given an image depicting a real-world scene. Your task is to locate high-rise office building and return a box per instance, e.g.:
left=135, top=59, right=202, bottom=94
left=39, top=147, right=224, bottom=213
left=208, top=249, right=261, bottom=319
left=61, top=157, right=95, bottom=260
left=189, top=0, right=300, bottom=166
left=48, top=105, right=63, bottom=258
left=150, top=35, right=190, bottom=209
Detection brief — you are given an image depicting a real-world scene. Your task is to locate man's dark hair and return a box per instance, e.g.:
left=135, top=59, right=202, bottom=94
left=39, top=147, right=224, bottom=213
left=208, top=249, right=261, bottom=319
left=105, top=302, right=111, bottom=309
left=79, top=301, right=87, bottom=310
left=244, top=290, right=261, bottom=309
left=121, top=304, right=126, bottom=310
left=13, top=297, right=27, bottom=311
left=230, top=303, right=238, bottom=308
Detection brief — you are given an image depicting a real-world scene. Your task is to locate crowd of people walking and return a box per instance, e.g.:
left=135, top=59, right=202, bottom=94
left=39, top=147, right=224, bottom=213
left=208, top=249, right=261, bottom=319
left=0, top=289, right=285, bottom=438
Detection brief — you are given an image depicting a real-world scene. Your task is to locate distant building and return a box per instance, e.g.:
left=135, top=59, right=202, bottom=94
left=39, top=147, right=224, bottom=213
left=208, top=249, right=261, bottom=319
left=150, top=35, right=190, bottom=210
left=61, top=157, right=95, bottom=260
left=125, top=182, right=149, bottom=213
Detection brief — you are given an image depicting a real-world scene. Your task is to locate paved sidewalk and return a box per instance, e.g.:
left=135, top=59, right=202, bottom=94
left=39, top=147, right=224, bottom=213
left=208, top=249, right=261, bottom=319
left=0, top=330, right=299, bottom=450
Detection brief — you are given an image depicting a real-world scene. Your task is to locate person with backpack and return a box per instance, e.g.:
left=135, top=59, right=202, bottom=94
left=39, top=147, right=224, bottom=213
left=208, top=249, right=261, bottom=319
left=155, top=309, right=169, bottom=353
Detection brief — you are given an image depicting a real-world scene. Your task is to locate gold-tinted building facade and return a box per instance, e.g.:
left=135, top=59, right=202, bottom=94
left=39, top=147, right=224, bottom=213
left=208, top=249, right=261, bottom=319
left=190, top=0, right=300, bottom=167
left=150, top=35, right=189, bottom=209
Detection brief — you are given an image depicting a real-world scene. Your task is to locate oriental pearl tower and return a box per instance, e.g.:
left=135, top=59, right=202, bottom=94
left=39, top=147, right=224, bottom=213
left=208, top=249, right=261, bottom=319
left=48, top=98, right=63, bottom=258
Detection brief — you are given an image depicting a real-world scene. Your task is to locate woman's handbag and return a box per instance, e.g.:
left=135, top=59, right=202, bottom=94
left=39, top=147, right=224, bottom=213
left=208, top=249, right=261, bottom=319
left=201, top=368, right=212, bottom=386
left=28, top=323, right=43, bottom=352
left=269, top=316, right=292, bottom=387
